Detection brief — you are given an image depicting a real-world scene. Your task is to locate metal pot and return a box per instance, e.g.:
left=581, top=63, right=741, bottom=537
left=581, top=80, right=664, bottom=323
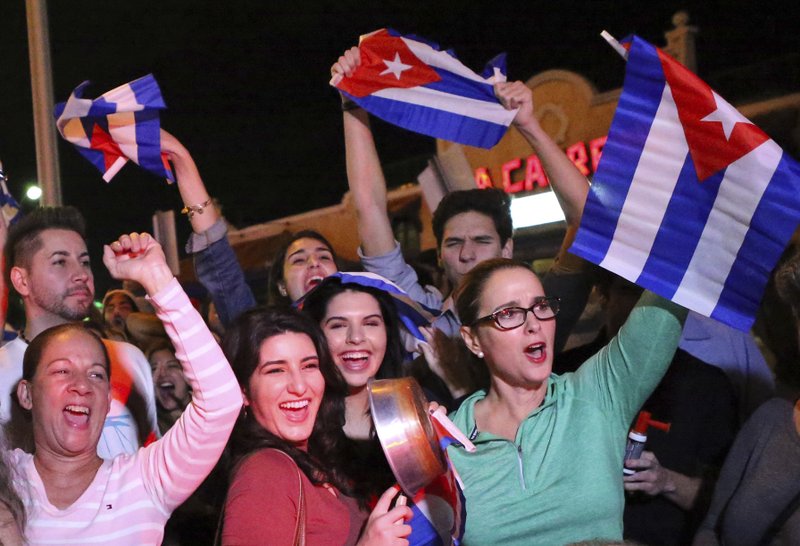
left=368, top=377, right=447, bottom=496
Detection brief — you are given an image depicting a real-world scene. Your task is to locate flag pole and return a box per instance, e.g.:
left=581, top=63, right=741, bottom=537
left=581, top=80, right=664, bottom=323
left=601, top=30, right=628, bottom=61
left=26, top=0, right=62, bottom=206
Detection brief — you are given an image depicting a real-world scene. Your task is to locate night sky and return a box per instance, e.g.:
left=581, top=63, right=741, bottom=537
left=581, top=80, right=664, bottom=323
left=2, top=1, right=798, bottom=293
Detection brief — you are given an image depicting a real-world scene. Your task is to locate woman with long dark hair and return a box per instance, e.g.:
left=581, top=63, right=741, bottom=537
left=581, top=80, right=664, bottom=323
left=220, top=306, right=411, bottom=545
left=302, top=275, right=416, bottom=501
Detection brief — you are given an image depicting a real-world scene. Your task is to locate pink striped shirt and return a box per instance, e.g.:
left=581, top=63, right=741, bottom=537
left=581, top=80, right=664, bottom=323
left=11, top=278, right=242, bottom=545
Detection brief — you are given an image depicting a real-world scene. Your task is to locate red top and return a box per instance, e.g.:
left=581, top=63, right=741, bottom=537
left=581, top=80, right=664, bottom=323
left=222, top=448, right=367, bottom=545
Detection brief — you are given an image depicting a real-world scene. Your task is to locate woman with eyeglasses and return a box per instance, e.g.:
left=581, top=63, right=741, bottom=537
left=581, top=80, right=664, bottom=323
left=446, top=258, right=687, bottom=546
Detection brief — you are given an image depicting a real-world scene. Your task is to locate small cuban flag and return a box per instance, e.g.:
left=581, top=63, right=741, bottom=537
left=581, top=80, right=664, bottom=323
left=571, top=35, right=800, bottom=331
left=333, top=29, right=517, bottom=149
left=296, top=271, right=441, bottom=341
left=54, top=74, right=174, bottom=183
left=406, top=408, right=474, bottom=546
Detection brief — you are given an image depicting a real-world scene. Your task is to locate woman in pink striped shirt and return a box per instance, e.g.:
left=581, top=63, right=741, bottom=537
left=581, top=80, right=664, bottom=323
left=9, top=232, right=242, bottom=545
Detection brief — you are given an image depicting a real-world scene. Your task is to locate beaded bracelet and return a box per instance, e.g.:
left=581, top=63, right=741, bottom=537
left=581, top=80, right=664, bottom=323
left=181, top=198, right=212, bottom=219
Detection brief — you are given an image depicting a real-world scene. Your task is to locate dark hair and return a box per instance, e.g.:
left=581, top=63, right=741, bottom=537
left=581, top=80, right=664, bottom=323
left=301, top=280, right=405, bottom=381
left=267, top=230, right=338, bottom=305
left=102, top=289, right=140, bottom=316
left=4, top=206, right=87, bottom=291
left=221, top=306, right=353, bottom=493
left=454, top=258, right=537, bottom=327
left=22, top=323, right=110, bottom=383
left=776, top=249, right=800, bottom=319
left=144, top=338, right=175, bottom=362
left=432, top=188, right=513, bottom=251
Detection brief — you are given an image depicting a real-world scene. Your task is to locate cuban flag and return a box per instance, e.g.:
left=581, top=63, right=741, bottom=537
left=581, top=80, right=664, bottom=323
left=54, top=74, right=174, bottom=182
left=407, top=408, right=474, bottom=546
left=571, top=36, right=800, bottom=331
left=333, top=29, right=516, bottom=149
left=296, top=271, right=440, bottom=341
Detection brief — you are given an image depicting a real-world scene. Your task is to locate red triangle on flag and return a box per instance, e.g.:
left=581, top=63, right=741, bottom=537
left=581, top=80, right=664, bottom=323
left=657, top=48, right=769, bottom=181
left=89, top=123, right=125, bottom=172
left=337, top=29, right=441, bottom=98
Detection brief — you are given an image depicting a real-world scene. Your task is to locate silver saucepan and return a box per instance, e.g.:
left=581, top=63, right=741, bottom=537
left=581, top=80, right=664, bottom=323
left=368, top=377, right=447, bottom=496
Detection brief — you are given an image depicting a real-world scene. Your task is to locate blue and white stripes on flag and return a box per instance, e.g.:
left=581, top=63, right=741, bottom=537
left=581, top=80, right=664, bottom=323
left=571, top=36, right=800, bottom=331
left=297, top=271, right=440, bottom=341
left=333, top=28, right=516, bottom=149
left=54, top=74, right=174, bottom=182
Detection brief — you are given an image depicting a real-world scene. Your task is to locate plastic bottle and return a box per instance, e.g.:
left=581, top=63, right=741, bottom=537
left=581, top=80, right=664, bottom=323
left=623, top=411, right=670, bottom=475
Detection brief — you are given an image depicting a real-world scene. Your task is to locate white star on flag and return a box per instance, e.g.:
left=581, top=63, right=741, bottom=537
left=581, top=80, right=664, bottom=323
left=379, top=52, right=412, bottom=80
left=701, top=91, right=754, bottom=140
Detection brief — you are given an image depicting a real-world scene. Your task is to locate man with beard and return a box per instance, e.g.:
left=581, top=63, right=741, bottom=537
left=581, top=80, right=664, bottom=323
left=0, top=207, right=159, bottom=458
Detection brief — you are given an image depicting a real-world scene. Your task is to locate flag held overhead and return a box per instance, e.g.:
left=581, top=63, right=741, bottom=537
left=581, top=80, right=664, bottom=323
left=54, top=74, right=174, bottom=183
left=571, top=36, right=800, bottom=331
left=333, top=29, right=517, bottom=149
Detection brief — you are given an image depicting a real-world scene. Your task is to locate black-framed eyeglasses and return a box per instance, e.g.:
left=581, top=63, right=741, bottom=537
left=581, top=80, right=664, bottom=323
left=472, top=296, right=560, bottom=330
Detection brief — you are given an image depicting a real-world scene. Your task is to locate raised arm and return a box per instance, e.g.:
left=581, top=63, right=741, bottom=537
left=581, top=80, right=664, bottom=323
left=103, top=233, right=242, bottom=511
left=333, top=47, right=397, bottom=258
left=495, top=81, right=589, bottom=228
left=574, top=292, right=688, bottom=430
left=495, top=82, right=593, bottom=346
left=161, top=130, right=256, bottom=326
left=161, top=131, right=218, bottom=235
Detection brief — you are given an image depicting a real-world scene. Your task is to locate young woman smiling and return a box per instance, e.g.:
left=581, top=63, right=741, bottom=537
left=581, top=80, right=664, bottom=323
left=220, top=307, right=411, bottom=545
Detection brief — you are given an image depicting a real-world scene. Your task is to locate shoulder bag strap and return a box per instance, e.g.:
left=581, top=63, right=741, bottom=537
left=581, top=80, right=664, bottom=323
left=269, top=449, right=306, bottom=546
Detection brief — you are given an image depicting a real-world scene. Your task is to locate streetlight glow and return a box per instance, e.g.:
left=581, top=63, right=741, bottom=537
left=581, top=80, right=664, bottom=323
left=26, top=185, right=42, bottom=201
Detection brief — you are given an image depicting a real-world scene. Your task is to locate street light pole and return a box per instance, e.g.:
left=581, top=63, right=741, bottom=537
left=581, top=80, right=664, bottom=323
left=25, top=0, right=62, bottom=206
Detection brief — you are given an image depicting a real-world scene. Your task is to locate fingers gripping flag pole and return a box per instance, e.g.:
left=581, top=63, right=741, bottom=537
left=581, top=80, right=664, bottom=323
left=571, top=34, right=800, bottom=331
left=332, top=29, right=517, bottom=149
left=54, top=74, right=174, bottom=183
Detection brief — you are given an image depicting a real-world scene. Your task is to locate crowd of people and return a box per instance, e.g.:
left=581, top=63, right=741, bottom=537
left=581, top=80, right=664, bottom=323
left=0, top=43, right=797, bottom=546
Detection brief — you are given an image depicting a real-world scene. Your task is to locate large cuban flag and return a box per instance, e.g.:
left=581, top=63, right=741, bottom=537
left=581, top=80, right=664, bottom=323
left=571, top=36, right=800, bottom=331
left=54, top=74, right=174, bottom=182
left=333, top=29, right=517, bottom=149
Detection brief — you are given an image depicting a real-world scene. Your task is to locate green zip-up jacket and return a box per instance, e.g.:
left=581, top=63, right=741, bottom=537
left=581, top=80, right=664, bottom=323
left=449, top=292, right=686, bottom=546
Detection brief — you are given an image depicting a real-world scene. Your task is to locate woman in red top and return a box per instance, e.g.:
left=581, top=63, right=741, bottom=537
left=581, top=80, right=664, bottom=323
left=220, top=307, right=412, bottom=546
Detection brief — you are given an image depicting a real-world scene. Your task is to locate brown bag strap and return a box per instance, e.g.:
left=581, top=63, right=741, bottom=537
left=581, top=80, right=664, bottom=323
left=294, top=462, right=306, bottom=546
left=269, top=449, right=306, bottom=546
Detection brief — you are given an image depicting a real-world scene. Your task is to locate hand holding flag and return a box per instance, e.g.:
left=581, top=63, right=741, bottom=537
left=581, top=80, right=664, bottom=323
left=54, top=74, right=175, bottom=183
left=331, top=29, right=517, bottom=149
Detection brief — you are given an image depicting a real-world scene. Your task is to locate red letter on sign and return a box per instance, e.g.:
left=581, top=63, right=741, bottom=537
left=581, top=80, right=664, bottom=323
left=566, top=142, right=590, bottom=176
left=474, top=167, right=494, bottom=189
left=502, top=158, right=524, bottom=194
left=589, top=135, right=607, bottom=173
left=524, top=155, right=550, bottom=190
